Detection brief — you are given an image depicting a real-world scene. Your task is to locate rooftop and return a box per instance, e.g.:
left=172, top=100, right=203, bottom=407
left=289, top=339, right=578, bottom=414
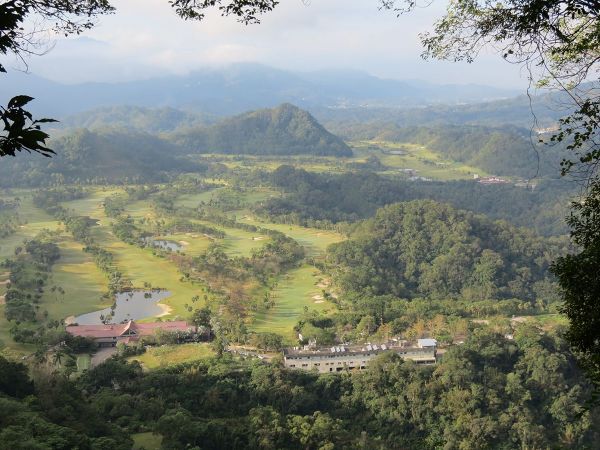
left=284, top=340, right=435, bottom=357
left=66, top=320, right=192, bottom=339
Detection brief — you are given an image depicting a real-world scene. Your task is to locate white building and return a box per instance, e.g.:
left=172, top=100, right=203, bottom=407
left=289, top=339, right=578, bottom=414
left=283, top=341, right=437, bottom=373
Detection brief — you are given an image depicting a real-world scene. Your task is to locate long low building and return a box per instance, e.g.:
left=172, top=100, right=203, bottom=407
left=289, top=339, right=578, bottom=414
left=66, top=320, right=194, bottom=347
left=283, top=341, right=437, bottom=373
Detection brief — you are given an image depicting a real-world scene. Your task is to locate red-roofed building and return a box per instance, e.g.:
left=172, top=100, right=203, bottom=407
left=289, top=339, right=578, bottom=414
left=66, top=320, right=194, bottom=347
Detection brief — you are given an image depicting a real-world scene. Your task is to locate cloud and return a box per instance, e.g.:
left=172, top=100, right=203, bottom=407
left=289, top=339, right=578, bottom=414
left=20, top=0, right=528, bottom=88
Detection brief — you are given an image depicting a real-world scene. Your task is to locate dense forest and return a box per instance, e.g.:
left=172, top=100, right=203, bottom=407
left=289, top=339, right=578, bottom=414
left=261, top=166, right=572, bottom=236
left=327, top=201, right=562, bottom=301
left=1, top=326, right=598, bottom=449
left=0, top=128, right=196, bottom=186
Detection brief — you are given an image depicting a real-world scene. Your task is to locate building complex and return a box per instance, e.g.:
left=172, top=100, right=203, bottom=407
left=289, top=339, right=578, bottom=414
left=283, top=339, right=437, bottom=373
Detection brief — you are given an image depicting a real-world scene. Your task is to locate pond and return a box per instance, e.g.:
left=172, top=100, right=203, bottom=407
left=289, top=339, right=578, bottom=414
left=143, top=237, right=183, bottom=252
left=73, top=290, right=172, bottom=325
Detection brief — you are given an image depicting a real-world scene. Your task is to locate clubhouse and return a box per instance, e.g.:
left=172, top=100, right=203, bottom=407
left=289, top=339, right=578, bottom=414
left=66, top=320, right=194, bottom=347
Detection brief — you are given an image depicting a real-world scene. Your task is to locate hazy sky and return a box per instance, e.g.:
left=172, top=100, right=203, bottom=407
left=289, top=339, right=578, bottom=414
left=14, top=0, right=530, bottom=88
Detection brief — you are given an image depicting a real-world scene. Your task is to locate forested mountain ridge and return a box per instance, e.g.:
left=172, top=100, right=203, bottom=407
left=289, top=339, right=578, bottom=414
left=0, top=128, right=194, bottom=186
left=327, top=200, right=563, bottom=301
left=172, top=103, right=352, bottom=156
left=59, top=105, right=215, bottom=133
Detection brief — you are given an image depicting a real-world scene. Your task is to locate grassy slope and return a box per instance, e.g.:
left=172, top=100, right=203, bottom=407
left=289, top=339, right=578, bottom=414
left=251, top=264, right=334, bottom=341
left=353, top=141, right=490, bottom=180
left=128, top=343, right=214, bottom=369
left=238, top=216, right=344, bottom=257
left=132, top=432, right=163, bottom=450
left=41, top=234, right=108, bottom=321
left=0, top=196, right=61, bottom=259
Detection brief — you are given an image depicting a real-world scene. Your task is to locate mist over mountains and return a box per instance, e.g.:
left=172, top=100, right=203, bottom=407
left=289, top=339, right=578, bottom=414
left=0, top=64, right=519, bottom=117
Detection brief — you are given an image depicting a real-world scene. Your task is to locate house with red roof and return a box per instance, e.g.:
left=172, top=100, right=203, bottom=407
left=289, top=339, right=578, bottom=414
left=66, top=320, right=194, bottom=347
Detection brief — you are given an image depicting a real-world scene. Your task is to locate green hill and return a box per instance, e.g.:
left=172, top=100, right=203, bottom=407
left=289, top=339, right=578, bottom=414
left=172, top=103, right=352, bottom=156
left=327, top=200, right=563, bottom=301
left=0, top=128, right=194, bottom=186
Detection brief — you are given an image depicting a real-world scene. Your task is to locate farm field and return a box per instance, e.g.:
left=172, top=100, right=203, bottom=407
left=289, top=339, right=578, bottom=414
left=351, top=140, right=491, bottom=180
left=189, top=143, right=493, bottom=182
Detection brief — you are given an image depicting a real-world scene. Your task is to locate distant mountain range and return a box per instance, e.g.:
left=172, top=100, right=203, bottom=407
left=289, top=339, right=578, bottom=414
left=0, top=63, right=519, bottom=118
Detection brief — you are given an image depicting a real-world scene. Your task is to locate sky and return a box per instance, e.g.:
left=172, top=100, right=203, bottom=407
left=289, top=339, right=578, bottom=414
left=11, top=0, right=531, bottom=88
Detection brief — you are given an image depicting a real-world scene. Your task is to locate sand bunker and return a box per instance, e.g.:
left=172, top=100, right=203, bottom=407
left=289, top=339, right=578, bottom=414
left=157, top=303, right=172, bottom=317
left=252, top=236, right=265, bottom=241
left=179, top=240, right=190, bottom=246
left=312, top=294, right=324, bottom=300
left=64, top=315, right=76, bottom=325
left=0, top=295, right=5, bottom=305
left=314, top=300, right=324, bottom=304
left=511, top=316, right=529, bottom=323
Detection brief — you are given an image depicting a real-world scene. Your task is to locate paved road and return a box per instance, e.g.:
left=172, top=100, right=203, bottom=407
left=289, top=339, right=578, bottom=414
left=91, top=347, right=118, bottom=367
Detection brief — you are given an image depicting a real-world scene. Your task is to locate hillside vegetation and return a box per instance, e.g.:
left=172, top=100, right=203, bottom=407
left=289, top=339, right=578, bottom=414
left=369, top=125, right=563, bottom=178
left=261, top=166, right=572, bottom=236
left=327, top=200, right=563, bottom=301
left=60, top=106, right=214, bottom=133
left=173, top=103, right=352, bottom=156
left=0, top=128, right=198, bottom=186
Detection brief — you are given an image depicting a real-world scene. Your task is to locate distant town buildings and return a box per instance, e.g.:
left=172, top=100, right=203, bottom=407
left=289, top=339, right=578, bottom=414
left=283, top=340, right=437, bottom=373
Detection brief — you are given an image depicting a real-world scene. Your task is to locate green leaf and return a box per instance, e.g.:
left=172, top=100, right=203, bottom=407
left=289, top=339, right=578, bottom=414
left=7, top=95, right=34, bottom=109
